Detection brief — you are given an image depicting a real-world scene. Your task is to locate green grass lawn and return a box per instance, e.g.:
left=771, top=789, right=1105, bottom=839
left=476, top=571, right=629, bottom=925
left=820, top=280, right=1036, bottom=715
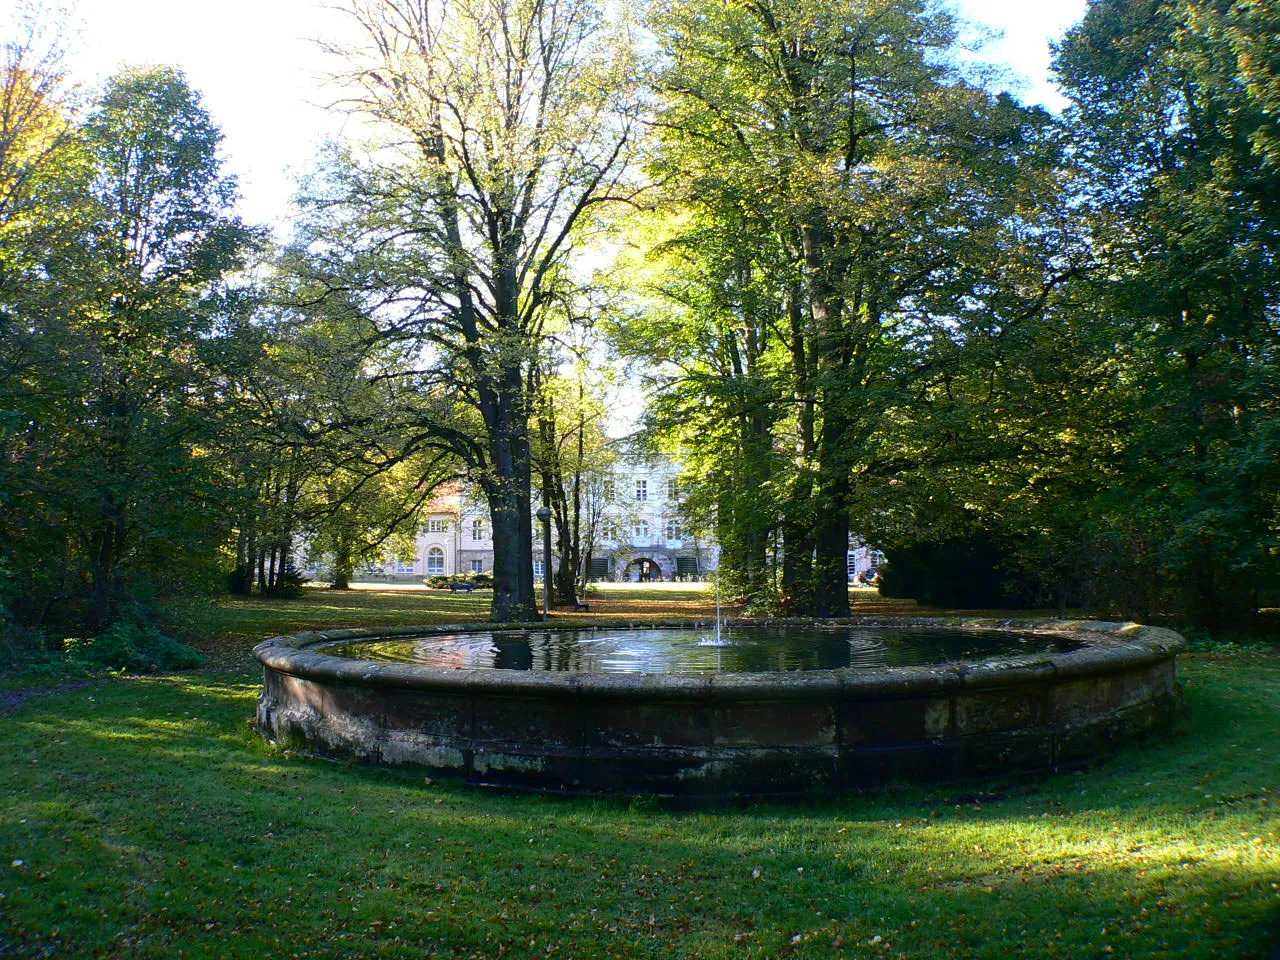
left=2, top=589, right=1278, bottom=958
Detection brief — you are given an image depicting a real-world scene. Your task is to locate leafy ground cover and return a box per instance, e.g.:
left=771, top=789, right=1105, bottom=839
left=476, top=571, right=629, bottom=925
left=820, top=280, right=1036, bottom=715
left=2, top=587, right=1277, bottom=958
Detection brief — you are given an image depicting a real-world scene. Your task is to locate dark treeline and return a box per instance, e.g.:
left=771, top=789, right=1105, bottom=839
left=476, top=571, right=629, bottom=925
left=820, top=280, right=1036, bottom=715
left=2, top=0, right=1279, bottom=664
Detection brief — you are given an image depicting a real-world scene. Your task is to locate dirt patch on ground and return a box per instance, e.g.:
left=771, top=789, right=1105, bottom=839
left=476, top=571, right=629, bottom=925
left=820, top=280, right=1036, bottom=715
left=0, top=679, right=102, bottom=716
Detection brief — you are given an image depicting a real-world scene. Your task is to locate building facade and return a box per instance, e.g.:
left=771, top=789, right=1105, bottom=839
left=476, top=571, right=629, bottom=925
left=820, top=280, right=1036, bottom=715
left=322, top=453, right=716, bottom=582
left=305, top=451, right=881, bottom=584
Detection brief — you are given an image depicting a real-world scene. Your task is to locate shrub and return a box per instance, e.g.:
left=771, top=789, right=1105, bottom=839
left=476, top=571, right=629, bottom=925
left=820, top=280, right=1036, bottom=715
left=268, top=563, right=311, bottom=599
left=878, top=534, right=1037, bottom=609
left=63, top=621, right=206, bottom=674
left=425, top=573, right=493, bottom=589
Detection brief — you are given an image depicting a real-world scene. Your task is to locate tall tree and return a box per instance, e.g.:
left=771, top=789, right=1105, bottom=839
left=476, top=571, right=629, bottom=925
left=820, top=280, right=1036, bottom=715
left=636, top=0, right=1065, bottom=614
left=532, top=343, right=616, bottom=606
left=242, top=270, right=460, bottom=593
left=0, top=6, right=86, bottom=631
left=1056, top=0, right=1280, bottom=627
left=302, top=0, right=642, bottom=621
left=57, top=67, right=256, bottom=626
left=613, top=204, right=786, bottom=603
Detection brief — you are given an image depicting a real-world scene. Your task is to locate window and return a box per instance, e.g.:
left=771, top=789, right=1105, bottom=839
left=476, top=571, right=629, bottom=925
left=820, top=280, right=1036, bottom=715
left=600, top=520, right=617, bottom=541
left=427, top=547, right=445, bottom=575
left=470, top=559, right=484, bottom=573
left=471, top=518, right=485, bottom=541
left=633, top=520, right=650, bottom=540
left=395, top=559, right=415, bottom=574
left=603, top=478, right=616, bottom=500
left=427, top=518, right=447, bottom=533
left=664, top=519, right=684, bottom=541
left=533, top=559, right=545, bottom=578
left=665, top=478, right=679, bottom=501
left=634, top=478, right=647, bottom=502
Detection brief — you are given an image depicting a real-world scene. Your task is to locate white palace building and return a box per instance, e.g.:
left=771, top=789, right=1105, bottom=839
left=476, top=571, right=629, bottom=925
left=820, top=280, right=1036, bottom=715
left=309, top=452, right=882, bottom=584
left=387, top=454, right=714, bottom=582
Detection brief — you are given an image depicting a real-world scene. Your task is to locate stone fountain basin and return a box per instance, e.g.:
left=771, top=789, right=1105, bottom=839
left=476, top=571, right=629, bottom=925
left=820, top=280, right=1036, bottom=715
left=253, top=617, right=1185, bottom=798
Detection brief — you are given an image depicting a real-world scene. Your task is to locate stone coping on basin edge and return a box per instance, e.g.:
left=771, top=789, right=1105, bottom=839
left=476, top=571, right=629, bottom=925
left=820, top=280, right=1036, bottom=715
left=252, top=617, right=1186, bottom=701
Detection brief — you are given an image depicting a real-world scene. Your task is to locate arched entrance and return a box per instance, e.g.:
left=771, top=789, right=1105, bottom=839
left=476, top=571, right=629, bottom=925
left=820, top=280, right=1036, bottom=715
left=623, top=557, right=664, bottom=582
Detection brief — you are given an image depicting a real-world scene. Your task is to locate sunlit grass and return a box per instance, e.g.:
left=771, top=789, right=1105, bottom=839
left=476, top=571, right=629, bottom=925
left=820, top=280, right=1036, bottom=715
left=2, top=647, right=1278, bottom=958
left=178, top=581, right=938, bottom=669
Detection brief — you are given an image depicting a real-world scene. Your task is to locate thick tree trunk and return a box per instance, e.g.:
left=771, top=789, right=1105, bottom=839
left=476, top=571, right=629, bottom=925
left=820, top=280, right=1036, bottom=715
left=486, top=471, right=537, bottom=621
left=780, top=475, right=815, bottom=612
left=781, top=287, right=817, bottom=611
left=799, top=220, right=852, bottom=618
left=231, top=529, right=255, bottom=595
left=330, top=542, right=352, bottom=590
left=483, top=378, right=538, bottom=622
left=810, top=476, right=851, bottom=617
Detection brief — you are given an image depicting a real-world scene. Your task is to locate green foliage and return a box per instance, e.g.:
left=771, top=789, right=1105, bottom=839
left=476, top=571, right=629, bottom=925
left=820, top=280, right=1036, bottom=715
left=878, top=535, right=1037, bottom=610
left=425, top=573, right=493, bottom=590
left=1043, top=0, right=1280, bottom=628
left=625, top=0, right=1075, bottom=616
left=0, top=56, right=262, bottom=636
left=623, top=0, right=1280, bottom=631
left=61, top=621, right=205, bottom=674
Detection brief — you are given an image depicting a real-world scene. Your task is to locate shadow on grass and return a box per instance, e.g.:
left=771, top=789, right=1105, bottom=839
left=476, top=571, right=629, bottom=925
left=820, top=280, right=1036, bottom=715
left=3, top=652, right=1279, bottom=958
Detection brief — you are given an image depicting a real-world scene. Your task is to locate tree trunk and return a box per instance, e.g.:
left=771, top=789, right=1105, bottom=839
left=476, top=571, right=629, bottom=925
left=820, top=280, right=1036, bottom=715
left=483, top=375, right=538, bottom=622
left=231, top=529, right=255, bottom=595
left=799, top=219, right=852, bottom=618
left=780, top=475, right=815, bottom=613
left=781, top=286, right=817, bottom=611
left=810, top=474, right=852, bottom=617
left=330, top=541, right=352, bottom=590
left=486, top=472, right=537, bottom=621
left=535, top=391, right=579, bottom=608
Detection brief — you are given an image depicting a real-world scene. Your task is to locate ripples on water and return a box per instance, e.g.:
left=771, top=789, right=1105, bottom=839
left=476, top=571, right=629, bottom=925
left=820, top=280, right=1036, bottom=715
left=323, top=626, right=1079, bottom=675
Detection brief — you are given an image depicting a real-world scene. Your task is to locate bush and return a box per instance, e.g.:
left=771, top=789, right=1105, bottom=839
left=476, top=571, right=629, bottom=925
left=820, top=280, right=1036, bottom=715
left=741, top=584, right=786, bottom=617
left=268, top=563, right=310, bottom=599
left=425, top=572, right=493, bottom=589
left=878, top=534, right=1037, bottom=609
left=63, top=622, right=206, bottom=674
left=0, top=621, right=51, bottom=671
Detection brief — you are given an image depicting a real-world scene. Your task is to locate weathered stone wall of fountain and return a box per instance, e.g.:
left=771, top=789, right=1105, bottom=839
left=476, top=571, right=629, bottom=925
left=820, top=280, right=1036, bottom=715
left=254, top=619, right=1184, bottom=797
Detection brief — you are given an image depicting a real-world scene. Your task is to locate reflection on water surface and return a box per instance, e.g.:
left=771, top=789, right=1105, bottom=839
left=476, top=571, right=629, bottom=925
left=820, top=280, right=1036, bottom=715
left=323, top=626, right=1078, bottom=674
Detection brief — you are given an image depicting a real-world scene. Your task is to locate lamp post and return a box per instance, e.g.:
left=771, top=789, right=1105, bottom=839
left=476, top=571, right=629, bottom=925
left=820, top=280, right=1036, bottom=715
left=536, top=506, right=551, bottom=620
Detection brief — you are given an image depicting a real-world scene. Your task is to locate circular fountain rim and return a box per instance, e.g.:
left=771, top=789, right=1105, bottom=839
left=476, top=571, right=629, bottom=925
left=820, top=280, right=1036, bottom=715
left=253, top=617, right=1186, bottom=700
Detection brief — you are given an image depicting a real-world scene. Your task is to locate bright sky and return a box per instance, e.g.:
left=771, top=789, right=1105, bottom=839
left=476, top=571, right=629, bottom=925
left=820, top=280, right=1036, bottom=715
left=37, top=0, right=1087, bottom=230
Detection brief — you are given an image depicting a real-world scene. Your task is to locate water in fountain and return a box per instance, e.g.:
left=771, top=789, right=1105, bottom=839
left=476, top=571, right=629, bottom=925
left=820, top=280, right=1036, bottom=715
left=696, top=573, right=733, bottom=647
